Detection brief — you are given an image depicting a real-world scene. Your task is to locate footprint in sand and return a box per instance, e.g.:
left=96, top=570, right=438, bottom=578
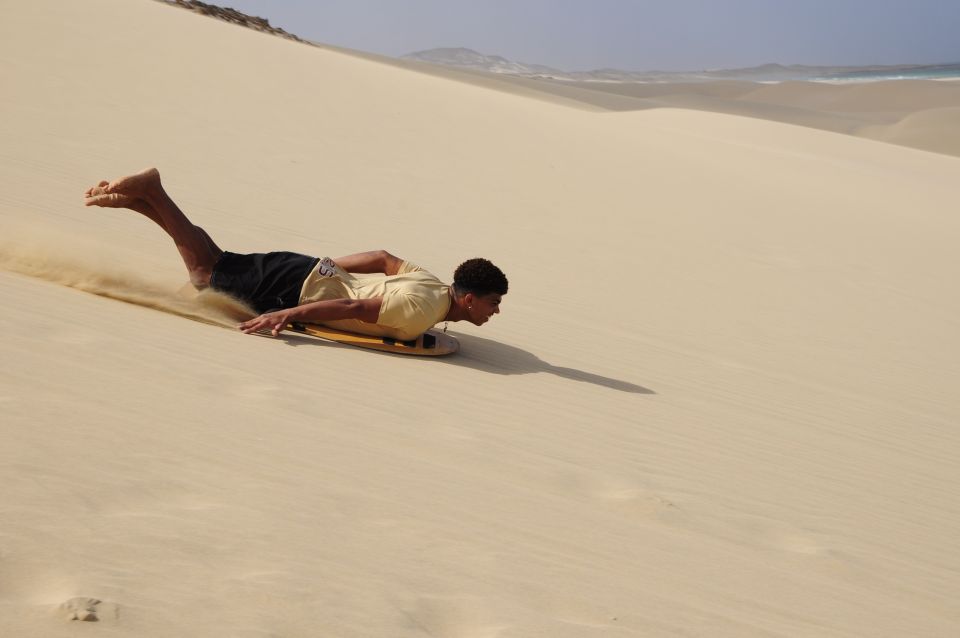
left=402, top=595, right=508, bottom=638
left=555, top=470, right=834, bottom=562
left=674, top=509, right=833, bottom=559
left=555, top=469, right=682, bottom=521
left=561, top=471, right=830, bottom=557
left=58, top=597, right=118, bottom=622
left=712, top=515, right=827, bottom=556
left=595, top=485, right=683, bottom=520
left=222, top=382, right=284, bottom=400
left=774, top=531, right=824, bottom=555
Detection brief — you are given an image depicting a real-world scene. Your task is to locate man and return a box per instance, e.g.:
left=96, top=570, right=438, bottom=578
left=84, top=168, right=507, bottom=339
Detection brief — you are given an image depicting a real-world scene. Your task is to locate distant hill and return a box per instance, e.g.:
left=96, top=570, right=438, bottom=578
left=402, top=48, right=960, bottom=83
left=401, top=47, right=562, bottom=76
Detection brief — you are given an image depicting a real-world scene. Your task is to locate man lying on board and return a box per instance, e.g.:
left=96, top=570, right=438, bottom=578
left=83, top=168, right=507, bottom=339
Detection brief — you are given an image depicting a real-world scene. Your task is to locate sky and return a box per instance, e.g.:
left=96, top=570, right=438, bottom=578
left=217, top=0, right=960, bottom=72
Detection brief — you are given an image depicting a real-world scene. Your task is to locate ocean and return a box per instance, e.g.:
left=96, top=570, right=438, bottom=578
left=812, top=64, right=960, bottom=83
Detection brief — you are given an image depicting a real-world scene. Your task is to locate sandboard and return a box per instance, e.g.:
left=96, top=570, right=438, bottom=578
left=287, top=322, right=459, bottom=356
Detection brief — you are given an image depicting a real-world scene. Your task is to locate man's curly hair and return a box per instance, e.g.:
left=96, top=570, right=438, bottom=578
left=453, top=258, right=508, bottom=296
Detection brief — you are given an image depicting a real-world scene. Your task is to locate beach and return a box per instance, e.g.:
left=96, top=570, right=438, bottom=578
left=2, top=1, right=959, bottom=636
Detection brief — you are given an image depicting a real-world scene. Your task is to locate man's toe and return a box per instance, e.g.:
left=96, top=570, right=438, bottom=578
left=84, top=192, right=122, bottom=207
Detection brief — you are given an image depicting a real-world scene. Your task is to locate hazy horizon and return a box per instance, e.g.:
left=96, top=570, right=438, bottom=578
left=213, top=0, right=959, bottom=72
left=400, top=47, right=960, bottom=74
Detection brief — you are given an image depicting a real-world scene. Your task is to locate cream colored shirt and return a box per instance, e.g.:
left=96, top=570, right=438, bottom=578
left=298, top=257, right=451, bottom=340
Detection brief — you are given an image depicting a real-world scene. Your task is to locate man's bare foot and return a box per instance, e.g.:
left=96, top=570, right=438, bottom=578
left=103, top=167, right=162, bottom=199
left=84, top=181, right=155, bottom=217
left=85, top=181, right=133, bottom=207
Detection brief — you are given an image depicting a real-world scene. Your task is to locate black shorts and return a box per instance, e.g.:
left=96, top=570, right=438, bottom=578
left=210, top=251, right=318, bottom=313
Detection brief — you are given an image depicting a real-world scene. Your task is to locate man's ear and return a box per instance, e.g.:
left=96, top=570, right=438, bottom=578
left=463, top=292, right=475, bottom=307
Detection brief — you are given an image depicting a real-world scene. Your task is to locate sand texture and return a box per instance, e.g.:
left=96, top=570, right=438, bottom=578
left=2, top=1, right=960, bottom=636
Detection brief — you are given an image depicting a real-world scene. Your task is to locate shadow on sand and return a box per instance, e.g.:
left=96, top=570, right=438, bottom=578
left=442, top=333, right=654, bottom=395
left=277, top=330, right=654, bottom=395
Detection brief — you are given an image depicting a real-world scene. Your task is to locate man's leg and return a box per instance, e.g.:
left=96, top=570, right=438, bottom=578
left=84, top=182, right=224, bottom=264
left=85, top=168, right=222, bottom=288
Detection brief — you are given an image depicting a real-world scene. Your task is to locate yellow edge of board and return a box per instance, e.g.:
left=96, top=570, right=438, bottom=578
left=287, top=323, right=459, bottom=356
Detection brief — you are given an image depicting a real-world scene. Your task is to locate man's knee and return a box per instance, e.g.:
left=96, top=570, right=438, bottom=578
left=189, top=268, right=213, bottom=290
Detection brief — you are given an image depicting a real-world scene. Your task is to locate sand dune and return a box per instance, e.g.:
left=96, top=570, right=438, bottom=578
left=742, top=78, right=960, bottom=112
left=393, top=69, right=960, bottom=156
left=859, top=106, right=960, bottom=156
left=2, top=0, right=960, bottom=636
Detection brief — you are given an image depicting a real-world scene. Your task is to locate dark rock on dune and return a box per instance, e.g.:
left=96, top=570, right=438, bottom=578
left=155, top=0, right=311, bottom=44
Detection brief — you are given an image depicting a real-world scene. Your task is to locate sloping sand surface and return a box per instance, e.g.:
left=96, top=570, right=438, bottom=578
left=2, top=1, right=960, bottom=636
left=859, top=107, right=960, bottom=156
left=411, top=72, right=960, bottom=156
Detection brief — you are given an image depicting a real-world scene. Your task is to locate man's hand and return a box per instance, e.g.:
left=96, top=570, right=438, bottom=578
left=237, top=298, right=383, bottom=337
left=238, top=310, right=293, bottom=336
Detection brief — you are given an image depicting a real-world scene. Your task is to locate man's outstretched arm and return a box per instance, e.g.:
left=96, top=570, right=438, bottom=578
left=238, top=297, right=383, bottom=336
left=333, top=250, right=404, bottom=275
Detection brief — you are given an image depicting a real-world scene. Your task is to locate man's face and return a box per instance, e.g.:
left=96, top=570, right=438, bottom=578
left=467, top=293, right=503, bottom=326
